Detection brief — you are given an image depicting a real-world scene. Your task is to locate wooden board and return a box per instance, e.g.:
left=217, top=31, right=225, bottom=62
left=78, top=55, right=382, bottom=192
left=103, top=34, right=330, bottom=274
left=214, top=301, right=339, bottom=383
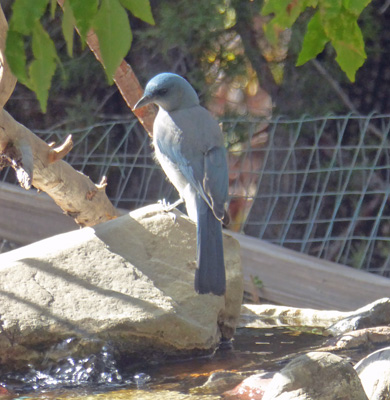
left=1, top=182, right=389, bottom=311
left=228, top=231, right=390, bottom=311
left=0, top=182, right=78, bottom=244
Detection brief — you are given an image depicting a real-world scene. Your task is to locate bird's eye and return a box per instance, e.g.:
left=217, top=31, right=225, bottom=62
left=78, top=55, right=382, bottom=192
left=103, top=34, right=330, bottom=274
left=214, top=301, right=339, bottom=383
left=156, top=88, right=168, bottom=96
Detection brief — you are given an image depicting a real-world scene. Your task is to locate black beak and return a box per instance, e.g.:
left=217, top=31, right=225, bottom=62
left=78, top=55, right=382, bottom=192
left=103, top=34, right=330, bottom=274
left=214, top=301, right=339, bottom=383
left=134, top=94, right=153, bottom=110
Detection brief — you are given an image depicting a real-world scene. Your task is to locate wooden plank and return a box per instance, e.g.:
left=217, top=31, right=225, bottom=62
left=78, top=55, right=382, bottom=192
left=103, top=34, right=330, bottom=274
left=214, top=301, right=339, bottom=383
left=229, top=231, right=390, bottom=311
left=0, top=182, right=78, bottom=244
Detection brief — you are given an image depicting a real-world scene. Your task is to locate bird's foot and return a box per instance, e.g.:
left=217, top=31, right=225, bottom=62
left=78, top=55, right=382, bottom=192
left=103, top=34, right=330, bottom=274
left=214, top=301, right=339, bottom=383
left=158, top=198, right=184, bottom=222
left=158, top=198, right=184, bottom=212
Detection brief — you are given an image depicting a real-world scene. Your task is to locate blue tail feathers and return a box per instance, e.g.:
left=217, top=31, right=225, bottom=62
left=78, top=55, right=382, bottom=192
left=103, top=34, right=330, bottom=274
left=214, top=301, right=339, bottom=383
left=195, top=198, right=226, bottom=295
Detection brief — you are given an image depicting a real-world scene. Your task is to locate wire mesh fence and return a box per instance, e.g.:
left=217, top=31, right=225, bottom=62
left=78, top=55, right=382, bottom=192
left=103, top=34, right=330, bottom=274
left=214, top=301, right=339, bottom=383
left=2, top=113, right=390, bottom=277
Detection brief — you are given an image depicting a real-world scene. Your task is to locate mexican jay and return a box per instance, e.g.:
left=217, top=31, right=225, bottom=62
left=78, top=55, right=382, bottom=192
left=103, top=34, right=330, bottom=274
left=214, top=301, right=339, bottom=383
left=134, top=73, right=228, bottom=295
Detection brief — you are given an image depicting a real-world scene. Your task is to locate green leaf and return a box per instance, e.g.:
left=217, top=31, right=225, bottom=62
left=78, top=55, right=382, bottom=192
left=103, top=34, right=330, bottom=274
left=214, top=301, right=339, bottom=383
left=342, top=0, right=371, bottom=16
left=297, top=11, right=329, bottom=65
left=262, top=0, right=293, bottom=16
left=319, top=0, right=342, bottom=19
left=29, top=22, right=58, bottom=112
left=50, top=0, right=57, bottom=18
left=120, top=0, right=155, bottom=25
left=68, top=0, right=98, bottom=42
left=9, top=0, right=49, bottom=34
left=327, top=13, right=366, bottom=81
left=62, top=0, right=75, bottom=56
left=5, top=30, right=28, bottom=85
left=263, top=0, right=317, bottom=19
left=262, top=0, right=318, bottom=44
left=93, top=0, right=132, bottom=83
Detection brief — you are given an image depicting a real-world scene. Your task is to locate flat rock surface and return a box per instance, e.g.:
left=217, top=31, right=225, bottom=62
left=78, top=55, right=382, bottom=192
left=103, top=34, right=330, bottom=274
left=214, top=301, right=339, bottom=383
left=0, top=204, right=243, bottom=370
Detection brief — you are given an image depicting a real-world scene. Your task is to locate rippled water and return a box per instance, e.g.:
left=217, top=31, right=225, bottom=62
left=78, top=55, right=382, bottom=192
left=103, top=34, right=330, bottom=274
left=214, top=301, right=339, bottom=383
left=0, top=326, right=331, bottom=399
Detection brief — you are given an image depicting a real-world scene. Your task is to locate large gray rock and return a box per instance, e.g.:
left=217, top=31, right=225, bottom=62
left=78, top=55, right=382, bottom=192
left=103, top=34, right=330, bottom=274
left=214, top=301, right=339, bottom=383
left=355, top=346, right=390, bottom=400
left=262, top=352, right=368, bottom=400
left=0, top=204, right=243, bottom=371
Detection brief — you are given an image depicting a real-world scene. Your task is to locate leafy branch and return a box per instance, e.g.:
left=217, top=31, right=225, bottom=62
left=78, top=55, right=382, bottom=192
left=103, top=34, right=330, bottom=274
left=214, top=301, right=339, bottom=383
left=5, top=0, right=155, bottom=112
left=262, top=0, right=373, bottom=82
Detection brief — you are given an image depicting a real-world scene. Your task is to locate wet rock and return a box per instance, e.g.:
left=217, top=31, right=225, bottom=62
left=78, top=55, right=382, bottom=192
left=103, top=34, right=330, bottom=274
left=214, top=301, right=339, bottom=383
left=355, top=346, right=390, bottom=400
left=326, top=298, right=390, bottom=336
left=240, top=304, right=347, bottom=329
left=223, top=372, right=274, bottom=399
left=322, top=326, right=390, bottom=351
left=262, top=352, right=368, bottom=400
left=0, top=204, right=243, bottom=371
left=192, top=371, right=243, bottom=395
left=53, top=388, right=220, bottom=399
left=240, top=298, right=390, bottom=336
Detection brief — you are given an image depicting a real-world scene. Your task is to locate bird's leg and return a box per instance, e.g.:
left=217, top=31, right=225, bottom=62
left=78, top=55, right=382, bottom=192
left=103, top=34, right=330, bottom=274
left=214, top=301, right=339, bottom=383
left=158, top=198, right=184, bottom=222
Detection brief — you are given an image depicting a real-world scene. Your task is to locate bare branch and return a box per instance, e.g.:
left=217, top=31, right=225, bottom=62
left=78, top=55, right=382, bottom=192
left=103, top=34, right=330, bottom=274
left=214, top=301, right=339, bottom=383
left=0, top=109, right=120, bottom=226
left=47, top=135, right=73, bottom=164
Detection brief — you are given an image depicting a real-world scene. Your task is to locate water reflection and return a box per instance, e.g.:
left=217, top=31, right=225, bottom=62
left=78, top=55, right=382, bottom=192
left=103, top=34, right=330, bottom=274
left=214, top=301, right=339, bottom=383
left=0, top=326, right=328, bottom=399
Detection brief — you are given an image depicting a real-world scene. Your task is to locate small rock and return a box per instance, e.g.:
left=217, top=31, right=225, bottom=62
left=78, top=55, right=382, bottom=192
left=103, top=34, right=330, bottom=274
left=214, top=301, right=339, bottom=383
left=192, top=371, right=243, bottom=394
left=326, top=298, right=390, bottom=336
left=223, top=372, right=274, bottom=399
left=240, top=304, right=347, bottom=330
left=322, top=326, right=390, bottom=351
left=355, top=346, right=390, bottom=400
left=262, top=351, right=368, bottom=400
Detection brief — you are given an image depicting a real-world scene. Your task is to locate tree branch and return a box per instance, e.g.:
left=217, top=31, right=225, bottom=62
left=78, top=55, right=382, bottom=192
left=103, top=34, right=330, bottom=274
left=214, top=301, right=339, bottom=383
left=0, top=4, right=120, bottom=227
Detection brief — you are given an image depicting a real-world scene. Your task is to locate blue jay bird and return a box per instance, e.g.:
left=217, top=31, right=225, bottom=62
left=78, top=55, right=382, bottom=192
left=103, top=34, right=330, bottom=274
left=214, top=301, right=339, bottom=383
left=134, top=73, right=228, bottom=295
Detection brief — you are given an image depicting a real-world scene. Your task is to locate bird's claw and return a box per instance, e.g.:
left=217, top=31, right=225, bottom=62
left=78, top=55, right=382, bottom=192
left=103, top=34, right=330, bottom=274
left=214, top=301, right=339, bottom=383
left=158, top=198, right=184, bottom=222
left=158, top=198, right=184, bottom=212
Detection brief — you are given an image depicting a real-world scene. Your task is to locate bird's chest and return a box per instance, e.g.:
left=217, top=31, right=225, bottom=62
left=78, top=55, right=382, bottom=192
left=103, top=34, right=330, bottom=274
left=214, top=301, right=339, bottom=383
left=153, top=110, right=201, bottom=162
left=153, top=113, right=193, bottom=192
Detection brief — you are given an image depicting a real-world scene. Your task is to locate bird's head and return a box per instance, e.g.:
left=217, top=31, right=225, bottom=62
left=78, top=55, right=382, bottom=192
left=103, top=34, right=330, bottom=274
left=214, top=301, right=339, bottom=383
left=134, top=73, right=200, bottom=112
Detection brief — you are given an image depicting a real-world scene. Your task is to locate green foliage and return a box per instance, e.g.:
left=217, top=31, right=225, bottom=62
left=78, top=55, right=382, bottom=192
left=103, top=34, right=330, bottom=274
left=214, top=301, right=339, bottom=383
left=62, top=0, right=76, bottom=56
left=120, top=0, right=154, bottom=26
left=8, top=0, right=49, bottom=35
left=5, top=30, right=28, bottom=85
left=28, top=22, right=58, bottom=112
left=135, top=0, right=248, bottom=99
left=93, top=0, right=132, bottom=84
left=5, top=0, right=155, bottom=112
left=68, top=0, right=98, bottom=42
left=262, top=0, right=372, bottom=81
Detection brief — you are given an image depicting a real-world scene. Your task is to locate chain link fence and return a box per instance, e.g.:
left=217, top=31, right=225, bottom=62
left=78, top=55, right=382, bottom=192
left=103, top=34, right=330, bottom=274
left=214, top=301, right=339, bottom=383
left=2, top=113, right=390, bottom=277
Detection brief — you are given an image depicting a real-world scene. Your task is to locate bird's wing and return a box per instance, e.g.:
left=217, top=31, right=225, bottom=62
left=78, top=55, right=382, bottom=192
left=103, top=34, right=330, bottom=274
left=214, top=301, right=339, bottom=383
left=203, top=145, right=228, bottom=220
left=155, top=107, right=228, bottom=219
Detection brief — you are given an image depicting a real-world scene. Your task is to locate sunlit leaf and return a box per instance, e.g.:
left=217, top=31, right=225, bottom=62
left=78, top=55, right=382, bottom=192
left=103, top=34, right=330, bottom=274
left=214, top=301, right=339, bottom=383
left=5, top=30, right=28, bottom=85
left=62, top=0, right=75, bottom=56
left=29, top=22, right=58, bottom=112
left=297, top=11, right=329, bottom=66
left=327, top=14, right=366, bottom=81
left=9, top=0, right=49, bottom=34
left=342, top=0, right=371, bottom=16
left=262, top=0, right=318, bottom=22
left=50, top=0, right=57, bottom=18
left=262, top=0, right=318, bottom=45
left=120, top=0, right=155, bottom=25
left=93, top=0, right=132, bottom=83
left=262, top=0, right=293, bottom=16
left=319, top=0, right=342, bottom=19
left=68, top=0, right=98, bottom=42
left=262, top=0, right=372, bottom=81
